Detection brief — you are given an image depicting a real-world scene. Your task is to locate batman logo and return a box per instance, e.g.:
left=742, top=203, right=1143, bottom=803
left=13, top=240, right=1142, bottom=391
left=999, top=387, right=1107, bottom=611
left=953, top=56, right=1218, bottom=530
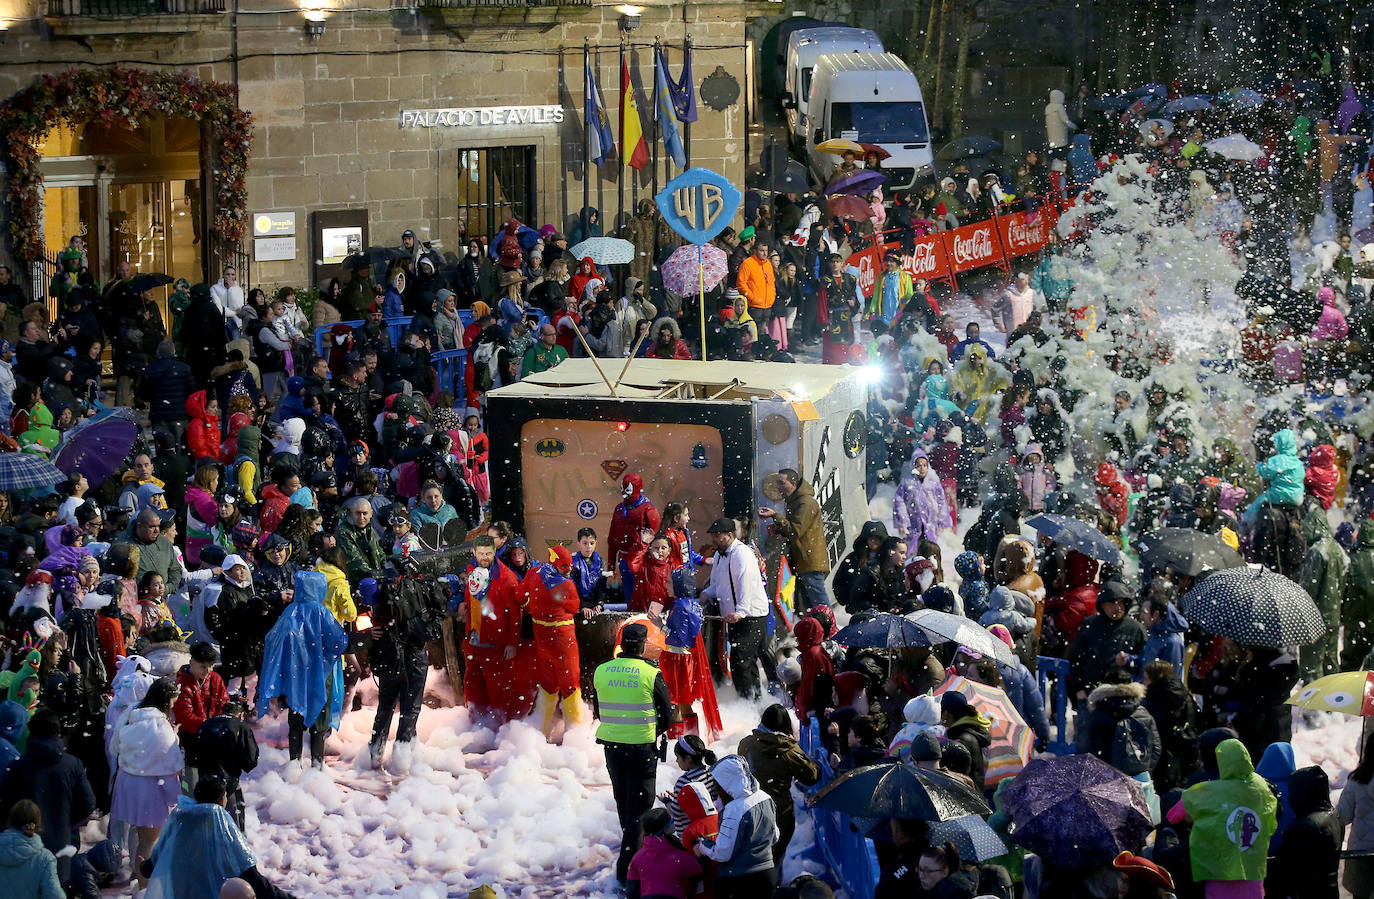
left=535, top=437, right=565, bottom=458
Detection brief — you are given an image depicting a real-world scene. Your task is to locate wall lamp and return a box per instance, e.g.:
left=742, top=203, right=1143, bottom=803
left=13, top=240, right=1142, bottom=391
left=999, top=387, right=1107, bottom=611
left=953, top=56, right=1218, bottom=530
left=303, top=8, right=328, bottom=39
left=617, top=4, right=642, bottom=32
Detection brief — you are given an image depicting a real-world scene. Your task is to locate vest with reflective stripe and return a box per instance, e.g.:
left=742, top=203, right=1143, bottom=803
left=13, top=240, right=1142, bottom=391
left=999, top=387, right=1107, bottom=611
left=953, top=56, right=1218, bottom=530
left=593, top=656, right=658, bottom=744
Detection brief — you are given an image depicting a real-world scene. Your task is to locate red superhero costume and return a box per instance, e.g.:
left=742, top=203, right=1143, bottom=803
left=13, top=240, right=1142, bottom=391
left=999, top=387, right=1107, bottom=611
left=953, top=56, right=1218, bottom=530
left=607, top=473, right=660, bottom=602
left=461, top=556, right=531, bottom=726
left=521, top=547, right=587, bottom=736
left=622, top=539, right=675, bottom=613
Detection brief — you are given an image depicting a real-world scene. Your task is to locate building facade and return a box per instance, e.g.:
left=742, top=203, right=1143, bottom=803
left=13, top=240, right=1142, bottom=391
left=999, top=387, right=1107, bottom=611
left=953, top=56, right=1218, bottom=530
left=0, top=0, right=767, bottom=296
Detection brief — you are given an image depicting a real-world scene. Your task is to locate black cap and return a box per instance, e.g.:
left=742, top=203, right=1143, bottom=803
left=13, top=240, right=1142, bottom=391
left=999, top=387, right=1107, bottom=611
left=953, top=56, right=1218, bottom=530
left=909, top=731, right=943, bottom=762
left=706, top=517, right=736, bottom=535
left=620, top=622, right=648, bottom=648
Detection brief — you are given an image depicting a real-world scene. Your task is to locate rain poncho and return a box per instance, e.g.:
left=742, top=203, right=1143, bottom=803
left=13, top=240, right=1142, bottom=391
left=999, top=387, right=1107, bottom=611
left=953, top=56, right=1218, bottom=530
left=1182, top=738, right=1277, bottom=883
left=892, top=450, right=951, bottom=545
left=256, top=570, right=349, bottom=729
left=18, top=402, right=58, bottom=456
left=915, top=374, right=960, bottom=429
left=1299, top=503, right=1348, bottom=680
left=144, top=796, right=256, bottom=899
left=1068, top=133, right=1096, bottom=189
left=1244, top=429, right=1304, bottom=523
left=949, top=345, right=1009, bottom=423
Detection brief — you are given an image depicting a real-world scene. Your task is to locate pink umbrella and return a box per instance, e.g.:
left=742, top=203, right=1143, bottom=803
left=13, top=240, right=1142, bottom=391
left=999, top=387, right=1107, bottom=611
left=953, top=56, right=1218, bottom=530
left=827, top=194, right=874, bottom=222
left=660, top=243, right=729, bottom=296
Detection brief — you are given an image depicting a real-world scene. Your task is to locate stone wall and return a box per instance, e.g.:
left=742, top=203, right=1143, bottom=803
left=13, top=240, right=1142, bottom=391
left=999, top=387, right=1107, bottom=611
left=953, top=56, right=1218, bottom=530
left=0, top=0, right=767, bottom=291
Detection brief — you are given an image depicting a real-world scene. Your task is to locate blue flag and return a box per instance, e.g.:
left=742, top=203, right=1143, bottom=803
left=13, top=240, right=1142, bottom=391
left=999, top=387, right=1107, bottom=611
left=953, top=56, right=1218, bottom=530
left=586, top=59, right=615, bottom=167
left=665, top=47, right=697, bottom=123
left=654, top=49, right=687, bottom=170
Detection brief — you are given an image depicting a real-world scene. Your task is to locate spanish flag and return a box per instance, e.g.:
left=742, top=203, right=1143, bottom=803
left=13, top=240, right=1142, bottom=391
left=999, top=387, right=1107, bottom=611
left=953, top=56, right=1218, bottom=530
left=620, top=58, right=649, bottom=171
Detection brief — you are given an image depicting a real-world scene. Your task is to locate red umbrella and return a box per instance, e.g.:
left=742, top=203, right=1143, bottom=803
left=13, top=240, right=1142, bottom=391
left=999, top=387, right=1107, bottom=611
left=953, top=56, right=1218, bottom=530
left=826, top=194, right=874, bottom=222
left=859, top=142, right=891, bottom=160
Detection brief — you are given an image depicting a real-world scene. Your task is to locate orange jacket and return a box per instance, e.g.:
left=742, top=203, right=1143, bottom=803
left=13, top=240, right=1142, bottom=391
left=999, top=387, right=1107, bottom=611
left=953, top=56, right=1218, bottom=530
left=736, top=255, right=776, bottom=309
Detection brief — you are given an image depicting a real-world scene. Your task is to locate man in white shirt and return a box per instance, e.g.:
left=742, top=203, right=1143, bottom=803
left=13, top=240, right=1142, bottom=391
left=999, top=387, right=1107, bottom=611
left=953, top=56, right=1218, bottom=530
left=210, top=265, right=246, bottom=339
left=700, top=517, right=769, bottom=700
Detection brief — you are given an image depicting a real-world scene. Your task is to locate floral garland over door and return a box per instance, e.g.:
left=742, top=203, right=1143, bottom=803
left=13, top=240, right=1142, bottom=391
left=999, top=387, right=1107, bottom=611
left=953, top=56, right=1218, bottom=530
left=0, top=66, right=253, bottom=262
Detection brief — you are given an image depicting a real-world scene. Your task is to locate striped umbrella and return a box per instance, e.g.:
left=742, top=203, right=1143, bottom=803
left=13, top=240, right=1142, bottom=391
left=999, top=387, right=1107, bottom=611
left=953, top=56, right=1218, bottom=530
left=0, top=452, right=67, bottom=491
left=933, top=675, right=1033, bottom=786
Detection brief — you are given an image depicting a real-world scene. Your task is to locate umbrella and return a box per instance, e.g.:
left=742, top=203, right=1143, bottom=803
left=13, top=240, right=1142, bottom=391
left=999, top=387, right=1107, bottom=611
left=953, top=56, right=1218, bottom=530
left=51, top=413, right=140, bottom=488
left=903, top=609, right=1015, bottom=665
left=1179, top=565, right=1325, bottom=648
left=937, top=136, right=1002, bottom=161
left=567, top=236, right=636, bottom=266
left=1162, top=95, right=1213, bottom=116
left=834, top=613, right=934, bottom=649
left=748, top=159, right=809, bottom=193
left=0, top=453, right=67, bottom=492
left=927, top=814, right=1009, bottom=862
left=1085, top=96, right=1131, bottom=112
left=337, top=246, right=407, bottom=284
left=859, top=142, right=891, bottom=161
left=1231, top=89, right=1264, bottom=109
left=1138, top=118, right=1175, bottom=138
left=1355, top=227, right=1374, bottom=246
left=1024, top=513, right=1123, bottom=566
left=1203, top=134, right=1263, bottom=161
left=128, top=273, right=173, bottom=295
left=1135, top=528, right=1243, bottom=576
left=812, top=762, right=991, bottom=820
left=933, top=676, right=1033, bottom=785
left=815, top=138, right=866, bottom=156
left=1123, top=84, right=1168, bottom=101
left=1287, top=670, right=1374, bottom=716
left=659, top=243, right=728, bottom=296
left=1001, top=755, right=1153, bottom=868
left=825, top=169, right=886, bottom=197
left=825, top=194, right=875, bottom=222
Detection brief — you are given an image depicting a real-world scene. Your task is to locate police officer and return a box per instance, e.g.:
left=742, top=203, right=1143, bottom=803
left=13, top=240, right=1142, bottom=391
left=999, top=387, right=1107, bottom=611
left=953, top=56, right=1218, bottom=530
left=593, top=622, right=672, bottom=885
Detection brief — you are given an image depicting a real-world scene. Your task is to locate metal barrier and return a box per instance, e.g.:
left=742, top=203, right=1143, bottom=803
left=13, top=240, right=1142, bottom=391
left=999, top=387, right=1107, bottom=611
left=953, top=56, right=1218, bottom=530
left=431, top=349, right=467, bottom=406
left=1036, top=656, right=1074, bottom=756
left=313, top=320, right=364, bottom=357
left=798, top=717, right=881, bottom=899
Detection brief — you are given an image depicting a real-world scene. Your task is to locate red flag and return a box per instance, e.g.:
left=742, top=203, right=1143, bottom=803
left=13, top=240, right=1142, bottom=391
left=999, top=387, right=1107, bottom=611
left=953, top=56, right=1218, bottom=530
left=620, top=58, right=649, bottom=171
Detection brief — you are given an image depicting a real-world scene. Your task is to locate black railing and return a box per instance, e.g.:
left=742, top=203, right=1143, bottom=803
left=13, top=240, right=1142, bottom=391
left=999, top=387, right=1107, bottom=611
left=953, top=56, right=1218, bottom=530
left=46, top=0, right=224, bottom=15
left=413, top=0, right=590, bottom=7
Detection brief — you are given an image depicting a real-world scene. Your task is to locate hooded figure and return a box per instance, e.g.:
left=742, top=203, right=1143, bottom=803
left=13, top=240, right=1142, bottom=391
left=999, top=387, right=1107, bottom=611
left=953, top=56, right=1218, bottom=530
left=1255, top=741, right=1298, bottom=853
left=887, top=693, right=945, bottom=761
left=954, top=551, right=989, bottom=621
left=229, top=424, right=262, bottom=504
left=1077, top=678, right=1161, bottom=777
left=792, top=617, right=834, bottom=720
left=646, top=316, right=692, bottom=360
left=1068, top=133, right=1096, bottom=191
left=949, top=344, right=1010, bottom=424
left=699, top=755, right=779, bottom=879
left=1272, top=765, right=1344, bottom=898
left=1142, top=601, right=1189, bottom=675
left=1244, top=428, right=1305, bottom=524
left=142, top=795, right=258, bottom=899
left=274, top=376, right=308, bottom=423
left=1181, top=738, right=1277, bottom=887
left=607, top=473, right=661, bottom=603
left=1044, top=88, right=1075, bottom=149
left=272, top=417, right=306, bottom=459
left=892, top=449, right=952, bottom=545
left=256, top=570, right=349, bottom=730
left=1337, top=84, right=1366, bottom=134
left=17, top=402, right=58, bottom=456
left=1305, top=443, right=1339, bottom=510
left=185, top=390, right=221, bottom=462
left=1310, top=286, right=1349, bottom=342
left=915, top=373, right=960, bottom=429
left=1094, top=461, right=1130, bottom=528
left=1299, top=502, right=1348, bottom=681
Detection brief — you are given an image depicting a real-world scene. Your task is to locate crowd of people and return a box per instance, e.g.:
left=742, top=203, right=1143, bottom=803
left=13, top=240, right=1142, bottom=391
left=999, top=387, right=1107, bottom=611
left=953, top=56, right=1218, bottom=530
left=0, top=60, right=1373, bottom=899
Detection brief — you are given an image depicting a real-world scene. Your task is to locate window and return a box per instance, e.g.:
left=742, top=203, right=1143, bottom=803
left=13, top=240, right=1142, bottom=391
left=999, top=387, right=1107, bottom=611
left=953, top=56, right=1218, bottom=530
left=830, top=102, right=929, bottom=143
left=456, top=146, right=536, bottom=241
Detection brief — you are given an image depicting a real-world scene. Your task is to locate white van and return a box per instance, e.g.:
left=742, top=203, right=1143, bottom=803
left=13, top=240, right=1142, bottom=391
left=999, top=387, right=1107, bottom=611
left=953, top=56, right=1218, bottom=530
left=782, top=26, right=884, bottom=152
left=805, top=52, right=934, bottom=191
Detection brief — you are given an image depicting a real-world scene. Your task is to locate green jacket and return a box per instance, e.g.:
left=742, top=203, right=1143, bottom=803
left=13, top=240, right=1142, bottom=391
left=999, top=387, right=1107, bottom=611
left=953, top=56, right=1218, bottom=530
left=129, top=533, right=184, bottom=594
left=1300, top=504, right=1348, bottom=627
left=520, top=343, right=568, bottom=378
left=1344, top=524, right=1374, bottom=624
left=335, top=520, right=384, bottom=584
left=1183, top=739, right=1277, bottom=883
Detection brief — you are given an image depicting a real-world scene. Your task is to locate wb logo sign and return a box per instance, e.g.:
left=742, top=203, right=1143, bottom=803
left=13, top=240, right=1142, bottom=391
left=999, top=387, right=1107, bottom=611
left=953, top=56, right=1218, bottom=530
left=655, top=168, right=742, bottom=246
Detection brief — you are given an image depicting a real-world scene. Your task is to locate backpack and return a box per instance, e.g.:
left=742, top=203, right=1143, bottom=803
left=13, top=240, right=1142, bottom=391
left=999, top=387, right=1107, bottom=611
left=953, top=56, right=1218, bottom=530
left=1111, top=712, right=1153, bottom=776
left=472, top=342, right=497, bottom=393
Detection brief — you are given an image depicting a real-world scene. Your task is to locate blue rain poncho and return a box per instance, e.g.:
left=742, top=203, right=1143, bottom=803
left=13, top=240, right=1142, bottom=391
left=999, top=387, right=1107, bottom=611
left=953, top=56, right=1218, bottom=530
left=256, top=569, right=348, bottom=728
left=144, top=796, right=256, bottom=899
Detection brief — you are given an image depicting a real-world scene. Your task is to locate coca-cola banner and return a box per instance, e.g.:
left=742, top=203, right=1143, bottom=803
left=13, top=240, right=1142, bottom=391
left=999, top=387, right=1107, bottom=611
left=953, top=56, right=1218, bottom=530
left=847, top=232, right=954, bottom=298
left=944, top=221, right=1000, bottom=273
left=998, top=210, right=1052, bottom=258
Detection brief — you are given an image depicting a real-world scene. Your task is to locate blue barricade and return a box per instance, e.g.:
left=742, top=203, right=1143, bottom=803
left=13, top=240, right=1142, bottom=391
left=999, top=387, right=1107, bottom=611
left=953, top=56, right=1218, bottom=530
left=799, top=718, right=881, bottom=899
left=432, top=348, right=467, bottom=407
left=1035, top=656, right=1073, bottom=756
left=313, top=320, right=364, bottom=356
left=384, top=315, right=413, bottom=346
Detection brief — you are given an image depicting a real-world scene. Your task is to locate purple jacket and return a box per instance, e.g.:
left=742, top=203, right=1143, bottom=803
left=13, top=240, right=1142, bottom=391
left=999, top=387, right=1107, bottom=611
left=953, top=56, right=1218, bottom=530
left=892, top=450, right=951, bottom=545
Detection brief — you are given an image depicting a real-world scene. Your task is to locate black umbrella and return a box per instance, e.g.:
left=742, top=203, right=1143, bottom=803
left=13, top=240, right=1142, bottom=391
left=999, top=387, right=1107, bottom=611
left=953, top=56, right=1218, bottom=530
left=1086, top=95, right=1131, bottom=112
left=937, top=136, right=1002, bottom=161
left=747, top=159, right=810, bottom=193
left=1135, top=528, right=1243, bottom=576
left=904, top=609, right=1016, bottom=665
left=833, top=613, right=934, bottom=650
left=337, top=246, right=408, bottom=284
left=812, top=762, right=991, bottom=820
left=128, top=273, right=173, bottom=294
left=1025, top=513, right=1123, bottom=566
left=1180, top=565, right=1325, bottom=648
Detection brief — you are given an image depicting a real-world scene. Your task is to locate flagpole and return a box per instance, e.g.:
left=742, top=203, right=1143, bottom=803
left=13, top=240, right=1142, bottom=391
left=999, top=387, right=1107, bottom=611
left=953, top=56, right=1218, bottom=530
left=583, top=40, right=591, bottom=242
left=618, top=37, right=626, bottom=232
left=683, top=36, right=692, bottom=167
left=698, top=243, right=706, bottom=361
left=651, top=41, right=660, bottom=280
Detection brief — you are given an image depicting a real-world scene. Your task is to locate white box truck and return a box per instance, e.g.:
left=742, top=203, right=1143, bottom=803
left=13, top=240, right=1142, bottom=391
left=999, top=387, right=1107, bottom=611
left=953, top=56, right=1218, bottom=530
left=782, top=26, right=884, bottom=154
left=805, top=51, right=935, bottom=191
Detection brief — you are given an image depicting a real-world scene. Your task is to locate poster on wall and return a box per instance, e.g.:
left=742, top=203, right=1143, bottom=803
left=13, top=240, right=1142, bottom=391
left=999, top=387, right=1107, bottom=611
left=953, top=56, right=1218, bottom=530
left=321, top=227, right=363, bottom=263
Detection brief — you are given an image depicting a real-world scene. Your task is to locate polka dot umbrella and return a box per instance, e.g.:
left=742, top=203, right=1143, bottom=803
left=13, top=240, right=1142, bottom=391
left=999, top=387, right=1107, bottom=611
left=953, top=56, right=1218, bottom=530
left=1179, top=564, right=1325, bottom=649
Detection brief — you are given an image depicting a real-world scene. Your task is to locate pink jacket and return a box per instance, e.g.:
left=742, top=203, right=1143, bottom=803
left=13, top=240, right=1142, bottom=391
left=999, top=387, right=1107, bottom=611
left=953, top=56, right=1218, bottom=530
left=1311, top=293, right=1349, bottom=341
left=627, top=835, right=703, bottom=898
